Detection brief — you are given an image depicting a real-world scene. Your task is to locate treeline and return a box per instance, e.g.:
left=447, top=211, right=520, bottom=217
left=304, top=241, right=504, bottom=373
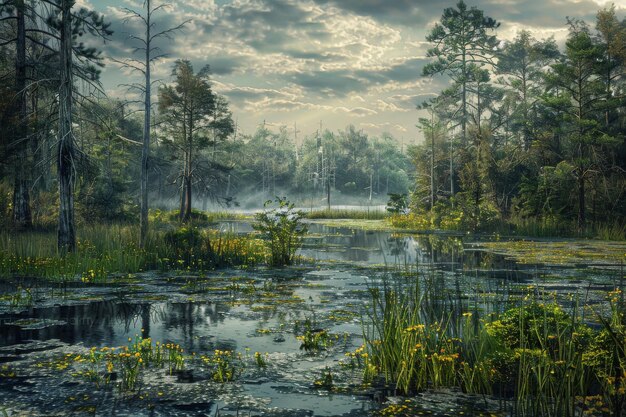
left=218, top=125, right=410, bottom=207
left=0, top=0, right=410, bottom=252
left=411, top=1, right=626, bottom=235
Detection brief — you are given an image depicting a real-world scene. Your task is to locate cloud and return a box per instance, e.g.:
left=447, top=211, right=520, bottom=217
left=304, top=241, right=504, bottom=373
left=348, top=107, right=378, bottom=117
left=360, top=122, right=408, bottom=133
left=93, top=0, right=622, bottom=140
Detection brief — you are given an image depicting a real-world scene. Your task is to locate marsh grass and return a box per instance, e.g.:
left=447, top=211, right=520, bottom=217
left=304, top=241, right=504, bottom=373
left=305, top=208, right=387, bottom=220
left=0, top=222, right=269, bottom=281
left=0, top=224, right=152, bottom=281
left=149, top=209, right=249, bottom=229
left=594, top=222, right=626, bottom=241
left=363, top=270, right=626, bottom=416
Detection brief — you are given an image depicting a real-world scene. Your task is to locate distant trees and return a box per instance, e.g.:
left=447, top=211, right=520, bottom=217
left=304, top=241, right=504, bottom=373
left=158, top=60, right=233, bottom=222
left=206, top=124, right=410, bottom=205
left=415, top=3, right=626, bottom=234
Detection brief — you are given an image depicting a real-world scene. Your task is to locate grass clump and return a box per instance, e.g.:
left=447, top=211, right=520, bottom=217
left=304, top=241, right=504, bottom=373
left=306, top=208, right=387, bottom=220
left=0, top=221, right=269, bottom=282
left=149, top=208, right=248, bottom=228
left=361, top=273, right=626, bottom=416
left=253, top=197, right=307, bottom=266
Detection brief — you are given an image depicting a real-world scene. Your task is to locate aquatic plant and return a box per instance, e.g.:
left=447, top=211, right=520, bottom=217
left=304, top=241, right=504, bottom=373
left=6, top=285, right=33, bottom=308
left=362, top=271, right=626, bottom=416
left=297, top=328, right=330, bottom=353
left=201, top=349, right=243, bottom=383
left=313, top=367, right=334, bottom=390
left=0, top=222, right=271, bottom=281
left=254, top=351, right=267, bottom=368
left=294, top=317, right=334, bottom=353
left=253, top=197, right=308, bottom=266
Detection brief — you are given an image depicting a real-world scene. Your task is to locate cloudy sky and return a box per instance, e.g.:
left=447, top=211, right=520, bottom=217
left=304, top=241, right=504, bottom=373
left=84, top=0, right=625, bottom=144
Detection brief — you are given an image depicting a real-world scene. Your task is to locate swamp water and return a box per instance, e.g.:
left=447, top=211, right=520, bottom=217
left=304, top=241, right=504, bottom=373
left=0, top=222, right=624, bottom=416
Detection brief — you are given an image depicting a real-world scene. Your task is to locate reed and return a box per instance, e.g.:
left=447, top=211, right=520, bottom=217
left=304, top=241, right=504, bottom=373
left=305, top=208, right=387, bottom=220
left=362, top=268, right=625, bottom=416
left=0, top=223, right=268, bottom=281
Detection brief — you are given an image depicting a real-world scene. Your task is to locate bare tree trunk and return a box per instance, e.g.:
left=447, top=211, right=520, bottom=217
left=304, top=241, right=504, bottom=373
left=430, top=116, right=435, bottom=210
left=179, top=171, right=186, bottom=220
left=57, top=0, right=76, bottom=253
left=12, top=1, right=31, bottom=229
left=577, top=172, right=585, bottom=233
left=183, top=114, right=193, bottom=221
left=185, top=174, right=192, bottom=220
left=139, top=0, right=151, bottom=248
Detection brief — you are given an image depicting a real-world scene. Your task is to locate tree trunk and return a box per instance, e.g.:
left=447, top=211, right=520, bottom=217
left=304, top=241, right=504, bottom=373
left=577, top=172, right=585, bottom=233
left=430, top=120, right=435, bottom=210
left=12, top=2, right=31, bottom=229
left=57, top=0, right=76, bottom=253
left=461, top=51, right=467, bottom=146
left=139, top=0, right=151, bottom=248
left=179, top=175, right=186, bottom=220
left=184, top=174, right=192, bottom=220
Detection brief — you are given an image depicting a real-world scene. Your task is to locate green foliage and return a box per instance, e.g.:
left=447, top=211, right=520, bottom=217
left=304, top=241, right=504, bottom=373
left=297, top=318, right=331, bottom=353
left=305, top=208, right=387, bottom=220
left=410, top=4, right=626, bottom=238
left=363, top=276, right=626, bottom=416
left=486, top=301, right=593, bottom=350
left=253, top=197, right=307, bottom=266
left=163, top=227, right=208, bottom=267
left=386, top=193, right=408, bottom=214
left=388, top=211, right=431, bottom=230
left=0, top=221, right=270, bottom=281
left=158, top=60, right=234, bottom=221
left=313, top=367, right=334, bottom=390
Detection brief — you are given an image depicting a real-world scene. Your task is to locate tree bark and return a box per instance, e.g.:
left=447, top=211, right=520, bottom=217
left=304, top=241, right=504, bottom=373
left=179, top=174, right=186, bottom=220
left=57, top=0, right=76, bottom=253
left=430, top=116, right=435, bottom=210
left=12, top=1, right=32, bottom=229
left=185, top=174, right=192, bottom=220
left=577, top=171, right=585, bottom=233
left=139, top=0, right=151, bottom=248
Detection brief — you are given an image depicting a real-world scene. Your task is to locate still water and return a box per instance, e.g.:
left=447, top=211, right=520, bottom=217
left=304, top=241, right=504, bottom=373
left=0, top=222, right=622, bottom=416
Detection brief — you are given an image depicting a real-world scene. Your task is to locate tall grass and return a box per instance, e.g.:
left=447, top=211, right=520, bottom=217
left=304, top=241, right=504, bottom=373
left=305, top=208, right=387, bottom=220
left=0, top=224, right=151, bottom=280
left=362, top=270, right=626, bottom=416
left=594, top=222, right=626, bottom=241
left=0, top=223, right=267, bottom=281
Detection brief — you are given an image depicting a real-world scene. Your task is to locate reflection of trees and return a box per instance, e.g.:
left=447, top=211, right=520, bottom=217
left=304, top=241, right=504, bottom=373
left=0, top=300, right=233, bottom=349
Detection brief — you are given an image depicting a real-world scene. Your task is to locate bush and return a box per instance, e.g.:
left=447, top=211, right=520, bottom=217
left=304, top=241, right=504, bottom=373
left=386, top=193, right=408, bottom=214
left=486, top=301, right=593, bottom=351
left=253, top=197, right=307, bottom=266
left=163, top=226, right=212, bottom=267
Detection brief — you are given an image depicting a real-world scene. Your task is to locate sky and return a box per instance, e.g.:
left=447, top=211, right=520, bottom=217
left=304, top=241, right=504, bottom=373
left=82, top=0, right=626, bottom=144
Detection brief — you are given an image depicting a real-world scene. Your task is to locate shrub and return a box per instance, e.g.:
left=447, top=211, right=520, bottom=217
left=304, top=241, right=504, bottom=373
left=486, top=301, right=593, bottom=351
left=253, top=197, right=307, bottom=266
left=163, top=226, right=212, bottom=267
left=386, top=193, right=408, bottom=214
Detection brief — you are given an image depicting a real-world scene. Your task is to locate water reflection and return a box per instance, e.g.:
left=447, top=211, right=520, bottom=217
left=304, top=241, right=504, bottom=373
left=2, top=223, right=619, bottom=353
left=0, top=301, right=229, bottom=350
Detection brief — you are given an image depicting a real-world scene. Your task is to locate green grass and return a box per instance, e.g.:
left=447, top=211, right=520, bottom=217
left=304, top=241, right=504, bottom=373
left=305, top=208, right=388, bottom=220
left=389, top=211, right=626, bottom=241
left=150, top=208, right=249, bottom=228
left=0, top=222, right=268, bottom=282
left=361, top=270, right=626, bottom=416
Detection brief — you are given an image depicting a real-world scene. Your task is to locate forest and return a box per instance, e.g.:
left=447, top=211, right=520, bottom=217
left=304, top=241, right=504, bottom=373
left=0, top=0, right=625, bottom=416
